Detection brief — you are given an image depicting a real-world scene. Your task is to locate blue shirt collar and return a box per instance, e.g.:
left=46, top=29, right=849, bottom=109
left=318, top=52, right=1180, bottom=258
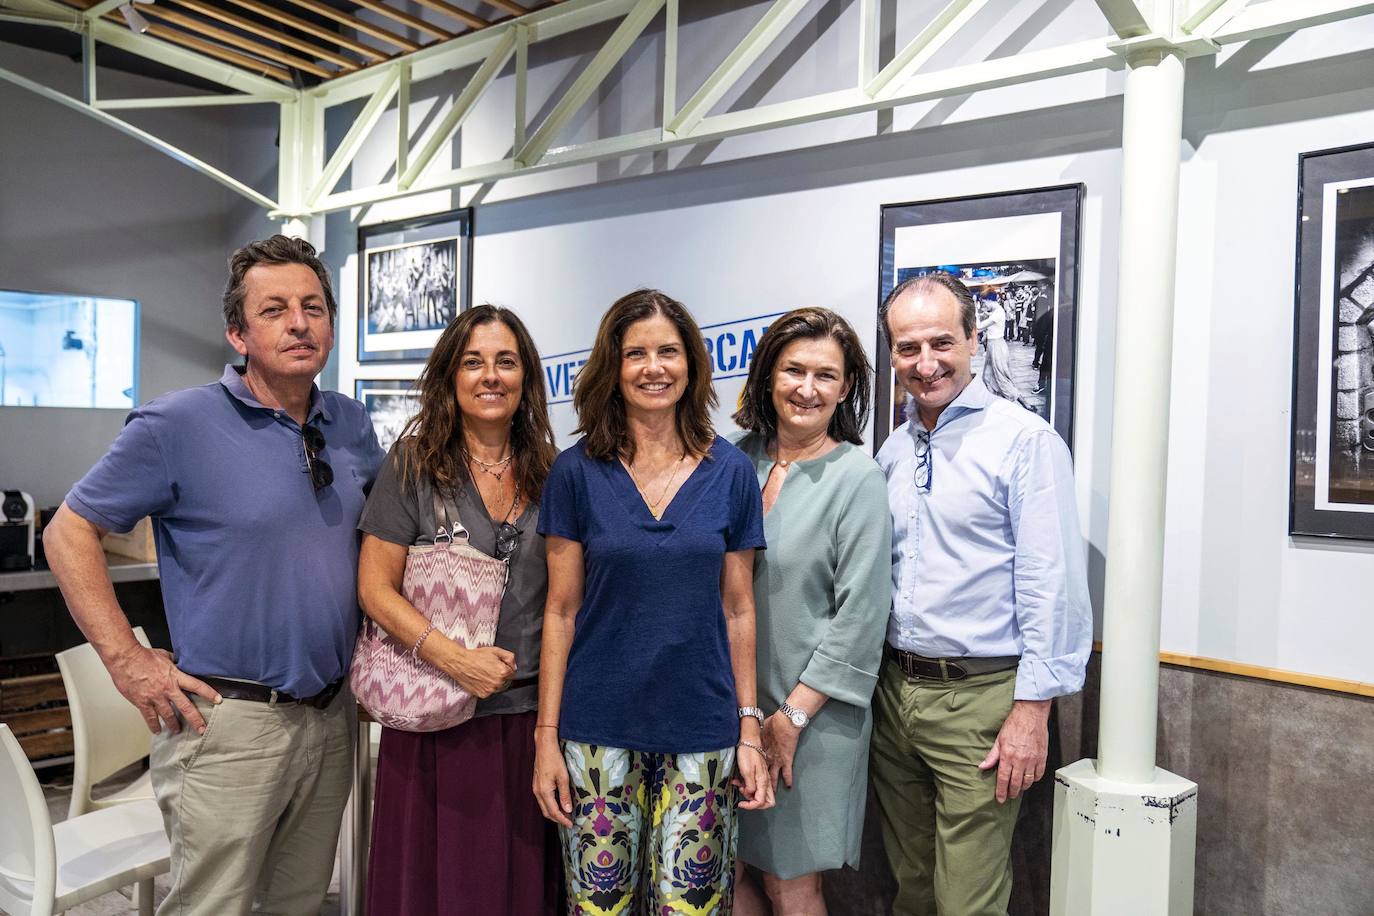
left=219, top=364, right=330, bottom=425
left=909, top=374, right=990, bottom=439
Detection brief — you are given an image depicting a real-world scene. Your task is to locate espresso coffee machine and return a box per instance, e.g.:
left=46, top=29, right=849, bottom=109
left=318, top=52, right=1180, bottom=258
left=1, top=490, right=36, bottom=572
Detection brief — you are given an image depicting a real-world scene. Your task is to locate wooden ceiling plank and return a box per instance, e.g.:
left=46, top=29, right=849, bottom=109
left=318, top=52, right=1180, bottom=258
left=409, top=0, right=488, bottom=31
left=487, top=0, right=530, bottom=15
left=346, top=0, right=454, bottom=41
left=276, top=0, right=423, bottom=52
left=141, top=5, right=336, bottom=78
left=165, top=0, right=362, bottom=70
left=218, top=0, right=388, bottom=62
left=142, top=23, right=294, bottom=82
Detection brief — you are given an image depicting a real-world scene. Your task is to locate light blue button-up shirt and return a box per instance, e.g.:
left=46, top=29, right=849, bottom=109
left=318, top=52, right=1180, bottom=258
left=877, top=378, right=1092, bottom=701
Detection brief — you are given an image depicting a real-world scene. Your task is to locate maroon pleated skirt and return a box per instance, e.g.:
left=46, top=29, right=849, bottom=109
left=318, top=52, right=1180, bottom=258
left=365, top=710, right=563, bottom=915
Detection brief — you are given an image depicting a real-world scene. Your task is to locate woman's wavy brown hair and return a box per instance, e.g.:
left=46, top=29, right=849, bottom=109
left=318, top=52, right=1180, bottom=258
left=733, top=306, right=872, bottom=446
left=397, top=305, right=558, bottom=501
left=573, top=289, right=717, bottom=462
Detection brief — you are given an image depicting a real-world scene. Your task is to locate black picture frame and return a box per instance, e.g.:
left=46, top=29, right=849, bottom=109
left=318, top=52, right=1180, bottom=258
left=873, top=185, right=1082, bottom=453
left=1290, top=141, right=1374, bottom=540
left=357, top=209, right=473, bottom=363
left=355, top=378, right=420, bottom=453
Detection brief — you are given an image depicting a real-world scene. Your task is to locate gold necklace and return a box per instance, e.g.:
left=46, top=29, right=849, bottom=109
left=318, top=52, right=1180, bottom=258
left=628, top=452, right=686, bottom=519
left=465, top=448, right=513, bottom=482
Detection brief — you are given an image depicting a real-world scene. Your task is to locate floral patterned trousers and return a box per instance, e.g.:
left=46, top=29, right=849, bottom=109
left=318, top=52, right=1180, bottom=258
left=559, top=741, right=738, bottom=916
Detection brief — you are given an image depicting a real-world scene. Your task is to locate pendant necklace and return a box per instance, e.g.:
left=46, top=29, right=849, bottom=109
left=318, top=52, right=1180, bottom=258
left=629, top=452, right=686, bottom=520
left=774, top=436, right=828, bottom=469
left=465, top=448, right=513, bottom=482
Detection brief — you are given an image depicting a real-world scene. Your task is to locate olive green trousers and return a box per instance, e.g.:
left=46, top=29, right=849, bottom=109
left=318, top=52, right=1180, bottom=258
left=869, top=659, right=1021, bottom=916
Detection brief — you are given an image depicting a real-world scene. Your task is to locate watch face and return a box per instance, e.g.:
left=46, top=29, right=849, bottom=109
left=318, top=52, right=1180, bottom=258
left=789, top=711, right=806, bottom=727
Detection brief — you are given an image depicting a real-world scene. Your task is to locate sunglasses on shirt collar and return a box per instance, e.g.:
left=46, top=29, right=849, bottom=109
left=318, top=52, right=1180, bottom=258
left=302, top=423, right=334, bottom=491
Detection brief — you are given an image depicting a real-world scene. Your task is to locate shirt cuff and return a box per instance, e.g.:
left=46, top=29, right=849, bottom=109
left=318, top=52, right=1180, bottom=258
left=65, top=493, right=138, bottom=535
left=799, top=649, right=881, bottom=708
left=1014, top=651, right=1088, bottom=702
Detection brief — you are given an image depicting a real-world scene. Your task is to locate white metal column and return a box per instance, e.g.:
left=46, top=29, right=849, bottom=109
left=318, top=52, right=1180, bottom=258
left=1051, top=42, right=1197, bottom=916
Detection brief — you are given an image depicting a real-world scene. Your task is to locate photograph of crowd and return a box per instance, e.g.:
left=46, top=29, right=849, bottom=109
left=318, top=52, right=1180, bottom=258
left=355, top=380, right=420, bottom=453
left=875, top=186, right=1081, bottom=452
left=890, top=259, right=1057, bottom=430
left=365, top=238, right=458, bottom=336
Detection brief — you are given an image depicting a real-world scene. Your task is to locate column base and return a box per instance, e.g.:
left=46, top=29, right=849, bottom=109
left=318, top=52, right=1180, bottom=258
left=1050, top=758, right=1197, bottom=916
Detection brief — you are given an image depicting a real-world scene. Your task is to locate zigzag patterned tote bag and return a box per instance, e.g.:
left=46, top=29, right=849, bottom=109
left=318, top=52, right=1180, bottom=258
left=350, top=490, right=506, bottom=732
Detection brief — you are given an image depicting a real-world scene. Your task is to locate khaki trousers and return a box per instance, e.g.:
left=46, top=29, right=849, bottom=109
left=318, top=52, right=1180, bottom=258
left=149, top=689, right=355, bottom=916
left=869, top=660, right=1021, bottom=916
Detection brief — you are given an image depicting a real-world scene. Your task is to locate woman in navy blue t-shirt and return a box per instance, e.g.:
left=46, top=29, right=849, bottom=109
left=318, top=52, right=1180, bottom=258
left=534, top=288, right=774, bottom=914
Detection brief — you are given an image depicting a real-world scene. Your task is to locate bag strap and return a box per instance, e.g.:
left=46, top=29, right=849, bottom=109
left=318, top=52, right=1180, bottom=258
left=430, top=486, right=470, bottom=545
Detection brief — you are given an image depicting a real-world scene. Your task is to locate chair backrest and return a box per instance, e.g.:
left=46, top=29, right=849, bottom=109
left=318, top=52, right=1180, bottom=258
left=0, top=723, right=58, bottom=916
left=55, top=627, right=153, bottom=814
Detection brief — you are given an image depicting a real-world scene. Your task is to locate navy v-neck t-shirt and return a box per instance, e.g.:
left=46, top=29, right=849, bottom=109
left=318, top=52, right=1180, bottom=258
left=538, top=435, right=766, bottom=753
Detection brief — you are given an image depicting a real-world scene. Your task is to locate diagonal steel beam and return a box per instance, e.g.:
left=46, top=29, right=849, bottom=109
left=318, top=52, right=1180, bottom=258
left=864, top=0, right=990, bottom=100
left=308, top=68, right=401, bottom=206
left=400, top=25, right=517, bottom=189
left=665, top=0, right=808, bottom=137
left=1211, top=0, right=1374, bottom=42
left=1181, top=0, right=1247, bottom=34
left=0, top=65, right=279, bottom=209
left=6, top=0, right=296, bottom=98
left=516, top=0, right=664, bottom=167
left=1092, top=0, right=1154, bottom=38
left=95, top=94, right=276, bottom=108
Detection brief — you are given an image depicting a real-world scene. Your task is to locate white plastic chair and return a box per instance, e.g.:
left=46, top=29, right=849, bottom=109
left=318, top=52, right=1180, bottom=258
left=0, top=723, right=169, bottom=916
left=56, top=628, right=155, bottom=818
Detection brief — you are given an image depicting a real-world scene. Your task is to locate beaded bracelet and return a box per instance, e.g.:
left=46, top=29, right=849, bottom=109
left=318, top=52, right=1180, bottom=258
left=411, top=622, right=438, bottom=659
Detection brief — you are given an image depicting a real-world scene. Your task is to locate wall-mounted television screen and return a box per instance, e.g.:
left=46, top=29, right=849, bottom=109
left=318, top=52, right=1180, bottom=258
left=0, top=290, right=139, bottom=409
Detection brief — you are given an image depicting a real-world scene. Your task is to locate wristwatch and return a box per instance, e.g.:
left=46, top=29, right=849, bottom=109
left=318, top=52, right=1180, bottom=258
left=779, top=701, right=810, bottom=729
left=738, top=706, right=765, bottom=728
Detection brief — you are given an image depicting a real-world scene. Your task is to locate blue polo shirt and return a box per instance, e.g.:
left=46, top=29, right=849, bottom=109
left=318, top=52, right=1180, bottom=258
left=66, top=365, right=385, bottom=697
left=538, top=436, right=766, bottom=753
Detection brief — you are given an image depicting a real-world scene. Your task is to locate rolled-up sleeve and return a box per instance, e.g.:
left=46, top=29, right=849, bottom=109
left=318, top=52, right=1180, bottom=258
left=1007, top=429, right=1092, bottom=701
left=799, top=465, right=893, bottom=708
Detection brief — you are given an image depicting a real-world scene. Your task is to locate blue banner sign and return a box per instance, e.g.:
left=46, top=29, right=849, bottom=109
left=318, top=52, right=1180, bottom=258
left=542, top=311, right=785, bottom=405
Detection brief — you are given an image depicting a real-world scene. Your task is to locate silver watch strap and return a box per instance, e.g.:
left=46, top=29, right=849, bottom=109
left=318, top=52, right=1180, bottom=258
left=738, top=705, right=765, bottom=727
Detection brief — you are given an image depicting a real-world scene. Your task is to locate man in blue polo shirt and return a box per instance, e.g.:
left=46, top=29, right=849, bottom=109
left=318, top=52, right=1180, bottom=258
left=45, top=235, right=385, bottom=915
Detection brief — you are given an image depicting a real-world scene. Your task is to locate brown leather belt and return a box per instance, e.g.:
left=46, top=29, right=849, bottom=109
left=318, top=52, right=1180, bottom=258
left=884, top=644, right=1019, bottom=682
left=195, top=675, right=344, bottom=709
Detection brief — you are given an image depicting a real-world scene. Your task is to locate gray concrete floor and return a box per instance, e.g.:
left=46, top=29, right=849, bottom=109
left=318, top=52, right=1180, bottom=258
left=11, top=764, right=342, bottom=915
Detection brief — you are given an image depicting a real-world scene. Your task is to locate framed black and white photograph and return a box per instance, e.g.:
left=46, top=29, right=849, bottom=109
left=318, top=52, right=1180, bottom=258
left=358, top=209, right=472, bottom=363
left=1291, top=141, right=1374, bottom=540
left=355, top=379, right=421, bottom=453
left=873, top=185, right=1082, bottom=452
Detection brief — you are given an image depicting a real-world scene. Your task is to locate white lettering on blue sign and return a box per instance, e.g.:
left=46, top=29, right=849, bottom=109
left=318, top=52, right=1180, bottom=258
left=541, top=311, right=785, bottom=405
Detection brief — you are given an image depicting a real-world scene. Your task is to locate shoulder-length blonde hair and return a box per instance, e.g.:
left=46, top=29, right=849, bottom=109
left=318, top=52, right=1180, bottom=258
left=397, top=304, right=558, bottom=501
left=572, top=289, right=717, bottom=462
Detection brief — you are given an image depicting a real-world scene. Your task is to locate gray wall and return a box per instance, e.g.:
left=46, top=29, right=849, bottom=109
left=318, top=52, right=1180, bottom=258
left=0, top=44, right=243, bottom=507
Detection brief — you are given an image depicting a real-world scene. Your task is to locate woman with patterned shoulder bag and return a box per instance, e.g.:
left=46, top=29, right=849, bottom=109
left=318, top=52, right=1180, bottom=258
left=354, top=305, right=561, bottom=915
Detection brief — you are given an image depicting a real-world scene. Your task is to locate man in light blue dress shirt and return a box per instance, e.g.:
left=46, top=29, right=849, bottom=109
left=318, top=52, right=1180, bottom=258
left=869, top=273, right=1091, bottom=916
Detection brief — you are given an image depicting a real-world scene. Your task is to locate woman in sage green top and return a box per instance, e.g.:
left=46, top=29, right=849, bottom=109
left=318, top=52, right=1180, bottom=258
left=731, top=308, right=892, bottom=913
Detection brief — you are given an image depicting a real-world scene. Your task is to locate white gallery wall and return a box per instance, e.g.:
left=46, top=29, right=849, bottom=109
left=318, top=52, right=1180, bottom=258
left=331, top=1, right=1374, bottom=688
